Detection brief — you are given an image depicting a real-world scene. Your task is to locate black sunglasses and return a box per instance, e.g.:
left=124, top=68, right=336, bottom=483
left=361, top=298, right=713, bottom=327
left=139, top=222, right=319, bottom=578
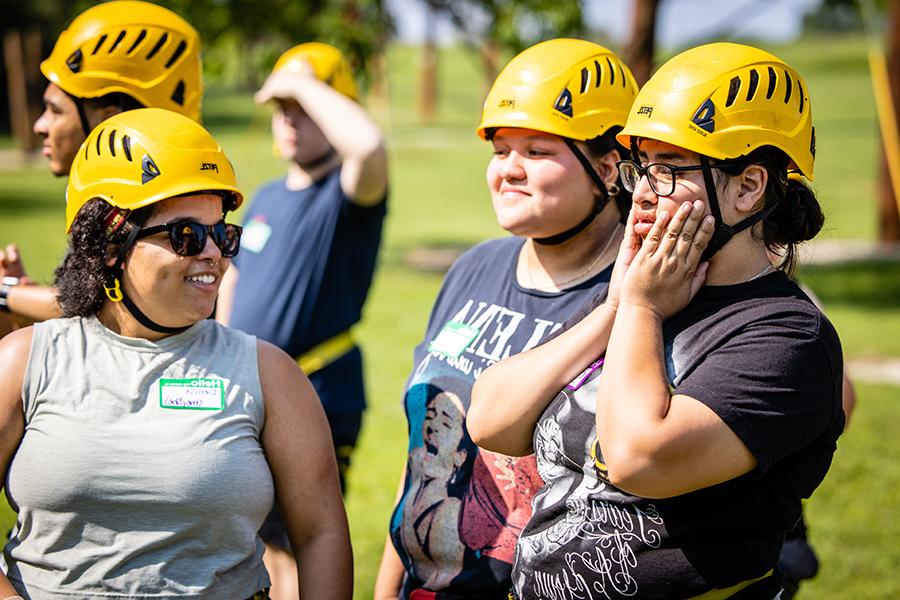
left=136, top=220, right=242, bottom=258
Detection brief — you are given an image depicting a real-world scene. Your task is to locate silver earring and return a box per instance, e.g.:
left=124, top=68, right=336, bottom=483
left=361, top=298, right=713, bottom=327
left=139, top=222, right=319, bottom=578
left=207, top=258, right=217, bottom=268
left=606, top=183, right=620, bottom=197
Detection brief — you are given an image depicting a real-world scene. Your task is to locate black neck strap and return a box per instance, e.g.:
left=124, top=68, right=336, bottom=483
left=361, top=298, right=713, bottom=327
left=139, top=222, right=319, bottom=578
left=105, top=224, right=190, bottom=335
left=698, top=155, right=777, bottom=261
left=534, top=140, right=609, bottom=246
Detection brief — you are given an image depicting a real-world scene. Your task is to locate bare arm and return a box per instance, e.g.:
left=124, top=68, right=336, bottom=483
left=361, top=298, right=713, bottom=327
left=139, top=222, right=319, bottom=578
left=468, top=304, right=617, bottom=456
left=6, top=285, right=61, bottom=322
left=0, top=327, right=31, bottom=595
left=214, top=265, right=239, bottom=326
left=374, top=466, right=408, bottom=600
left=258, top=341, right=353, bottom=599
left=468, top=209, right=643, bottom=456
left=256, top=66, right=387, bottom=205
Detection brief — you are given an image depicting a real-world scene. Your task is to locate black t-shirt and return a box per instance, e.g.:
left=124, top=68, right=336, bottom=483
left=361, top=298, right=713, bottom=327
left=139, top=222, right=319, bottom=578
left=513, top=271, right=844, bottom=599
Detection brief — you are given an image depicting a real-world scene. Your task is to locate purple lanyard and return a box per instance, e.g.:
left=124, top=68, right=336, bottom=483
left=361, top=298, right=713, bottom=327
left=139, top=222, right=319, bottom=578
left=567, top=357, right=605, bottom=391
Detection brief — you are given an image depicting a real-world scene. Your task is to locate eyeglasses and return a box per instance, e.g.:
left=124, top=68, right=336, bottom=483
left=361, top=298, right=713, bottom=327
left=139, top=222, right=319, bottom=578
left=136, top=220, right=242, bottom=258
left=616, top=159, right=735, bottom=197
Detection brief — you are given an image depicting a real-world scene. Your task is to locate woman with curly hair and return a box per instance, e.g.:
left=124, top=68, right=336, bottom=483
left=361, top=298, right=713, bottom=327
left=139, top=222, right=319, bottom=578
left=0, top=108, right=351, bottom=599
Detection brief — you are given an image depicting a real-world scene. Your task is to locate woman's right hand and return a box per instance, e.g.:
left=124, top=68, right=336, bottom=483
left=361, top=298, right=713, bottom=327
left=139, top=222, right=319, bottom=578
left=605, top=207, right=641, bottom=311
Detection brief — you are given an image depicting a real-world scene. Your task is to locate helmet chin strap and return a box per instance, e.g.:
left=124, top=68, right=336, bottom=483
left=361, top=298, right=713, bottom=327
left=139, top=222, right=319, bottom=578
left=698, top=155, right=775, bottom=262
left=534, top=139, right=610, bottom=246
left=104, top=224, right=190, bottom=335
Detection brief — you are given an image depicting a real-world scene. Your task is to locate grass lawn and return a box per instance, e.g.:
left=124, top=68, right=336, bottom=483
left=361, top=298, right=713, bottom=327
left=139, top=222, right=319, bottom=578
left=0, top=37, right=898, bottom=599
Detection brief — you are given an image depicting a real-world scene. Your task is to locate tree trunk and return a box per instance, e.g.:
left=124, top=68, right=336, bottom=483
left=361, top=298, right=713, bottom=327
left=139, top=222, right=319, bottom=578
left=4, top=28, right=42, bottom=153
left=419, top=6, right=438, bottom=124
left=625, top=0, right=660, bottom=86
left=879, top=0, right=900, bottom=241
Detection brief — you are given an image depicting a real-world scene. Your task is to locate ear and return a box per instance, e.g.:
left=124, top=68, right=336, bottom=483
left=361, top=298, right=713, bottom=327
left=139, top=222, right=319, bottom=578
left=85, top=104, right=123, bottom=129
left=104, top=244, right=120, bottom=268
left=595, top=148, right=621, bottom=189
left=733, top=164, right=768, bottom=214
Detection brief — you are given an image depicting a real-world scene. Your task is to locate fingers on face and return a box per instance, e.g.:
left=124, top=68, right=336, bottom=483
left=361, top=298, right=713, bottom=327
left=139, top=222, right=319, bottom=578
left=687, top=215, right=716, bottom=266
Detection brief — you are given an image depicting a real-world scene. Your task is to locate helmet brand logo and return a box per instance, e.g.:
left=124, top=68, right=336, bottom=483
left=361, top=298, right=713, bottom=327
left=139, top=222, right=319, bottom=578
left=66, top=49, right=83, bottom=74
left=201, top=162, right=219, bottom=173
left=141, top=154, right=161, bottom=184
left=691, top=99, right=716, bottom=133
left=637, top=105, right=653, bottom=117
left=553, top=88, right=573, bottom=117
left=498, top=99, right=516, bottom=109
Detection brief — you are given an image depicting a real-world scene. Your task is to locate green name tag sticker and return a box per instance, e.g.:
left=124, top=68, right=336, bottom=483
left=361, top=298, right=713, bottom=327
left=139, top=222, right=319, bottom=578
left=428, top=322, right=479, bottom=358
left=159, top=378, right=225, bottom=410
left=241, top=218, right=272, bottom=254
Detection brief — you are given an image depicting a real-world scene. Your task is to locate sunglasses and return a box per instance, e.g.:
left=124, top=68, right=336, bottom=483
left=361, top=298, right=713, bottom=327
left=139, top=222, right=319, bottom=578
left=136, top=220, right=242, bottom=258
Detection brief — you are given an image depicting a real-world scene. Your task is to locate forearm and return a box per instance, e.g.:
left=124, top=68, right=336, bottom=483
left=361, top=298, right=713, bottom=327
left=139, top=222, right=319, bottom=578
left=374, top=535, right=404, bottom=599
left=294, top=526, right=353, bottom=599
left=0, top=572, right=21, bottom=596
left=293, top=78, right=383, bottom=160
left=7, top=285, right=60, bottom=322
left=469, top=303, right=616, bottom=455
left=595, top=305, right=672, bottom=488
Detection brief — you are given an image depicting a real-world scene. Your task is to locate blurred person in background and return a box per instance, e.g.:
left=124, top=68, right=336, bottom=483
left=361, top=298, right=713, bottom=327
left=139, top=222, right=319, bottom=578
left=215, top=42, right=387, bottom=600
left=374, top=38, right=637, bottom=599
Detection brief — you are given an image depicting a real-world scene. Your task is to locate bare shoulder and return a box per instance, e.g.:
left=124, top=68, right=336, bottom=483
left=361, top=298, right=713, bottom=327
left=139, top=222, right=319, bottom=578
left=0, top=326, right=34, bottom=413
left=255, top=339, right=317, bottom=412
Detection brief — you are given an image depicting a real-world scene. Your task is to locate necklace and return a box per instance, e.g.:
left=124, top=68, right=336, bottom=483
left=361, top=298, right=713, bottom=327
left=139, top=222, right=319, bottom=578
left=525, top=225, right=621, bottom=291
left=747, top=263, right=774, bottom=282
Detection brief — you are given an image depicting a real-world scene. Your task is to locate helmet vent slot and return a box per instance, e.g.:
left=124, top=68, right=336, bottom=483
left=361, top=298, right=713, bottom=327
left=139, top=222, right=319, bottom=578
left=798, top=82, right=805, bottom=113
left=594, top=60, right=602, bottom=87
left=109, top=129, right=117, bottom=157
left=746, top=69, right=759, bottom=101
left=726, top=76, right=740, bottom=108
left=127, top=30, right=147, bottom=55
left=171, top=80, right=186, bottom=106
left=606, top=57, right=615, bottom=85
left=165, top=40, right=187, bottom=69
left=580, top=67, right=590, bottom=94
left=66, top=49, right=83, bottom=73
left=146, top=33, right=168, bottom=60
left=122, top=135, right=133, bottom=162
left=92, top=34, right=108, bottom=55
left=109, top=30, right=127, bottom=53
left=766, top=67, right=777, bottom=99
left=783, top=70, right=793, bottom=104
left=96, top=129, right=105, bottom=156
left=619, top=63, right=626, bottom=87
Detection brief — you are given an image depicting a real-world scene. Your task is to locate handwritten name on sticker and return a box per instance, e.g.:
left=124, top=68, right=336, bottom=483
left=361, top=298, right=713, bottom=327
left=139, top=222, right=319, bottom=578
left=159, top=378, right=225, bottom=410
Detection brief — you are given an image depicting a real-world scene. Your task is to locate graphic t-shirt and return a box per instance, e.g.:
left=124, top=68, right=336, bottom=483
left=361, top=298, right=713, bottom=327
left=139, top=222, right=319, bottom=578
left=513, top=271, right=844, bottom=600
left=230, top=168, right=386, bottom=413
left=391, top=237, right=614, bottom=599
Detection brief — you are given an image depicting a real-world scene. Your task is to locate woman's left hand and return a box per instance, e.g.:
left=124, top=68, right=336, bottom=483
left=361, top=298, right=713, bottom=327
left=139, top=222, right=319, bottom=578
left=620, top=200, right=715, bottom=321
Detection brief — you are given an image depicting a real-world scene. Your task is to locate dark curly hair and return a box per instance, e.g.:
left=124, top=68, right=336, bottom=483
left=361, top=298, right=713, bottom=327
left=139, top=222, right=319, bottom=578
left=54, top=199, right=154, bottom=317
left=716, top=146, right=824, bottom=276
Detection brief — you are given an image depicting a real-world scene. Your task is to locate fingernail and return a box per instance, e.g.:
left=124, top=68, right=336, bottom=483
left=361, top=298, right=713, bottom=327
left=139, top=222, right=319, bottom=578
left=693, top=200, right=703, bottom=211
left=704, top=216, right=715, bottom=224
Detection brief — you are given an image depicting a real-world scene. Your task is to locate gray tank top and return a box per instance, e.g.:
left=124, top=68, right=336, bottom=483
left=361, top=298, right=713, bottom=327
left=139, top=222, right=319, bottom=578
left=4, top=316, right=273, bottom=599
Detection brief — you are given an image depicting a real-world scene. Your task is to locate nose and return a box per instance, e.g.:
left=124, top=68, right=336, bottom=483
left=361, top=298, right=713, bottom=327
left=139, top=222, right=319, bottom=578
left=34, top=108, right=50, bottom=137
left=196, top=227, right=224, bottom=264
left=499, top=151, right=526, bottom=181
left=630, top=170, right=658, bottom=206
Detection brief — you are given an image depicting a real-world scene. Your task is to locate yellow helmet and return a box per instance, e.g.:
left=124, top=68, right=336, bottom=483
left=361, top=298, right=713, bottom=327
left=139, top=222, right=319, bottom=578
left=41, top=1, right=202, bottom=122
left=273, top=42, right=358, bottom=100
left=66, top=108, right=242, bottom=231
left=618, top=42, right=815, bottom=178
left=477, top=38, right=638, bottom=141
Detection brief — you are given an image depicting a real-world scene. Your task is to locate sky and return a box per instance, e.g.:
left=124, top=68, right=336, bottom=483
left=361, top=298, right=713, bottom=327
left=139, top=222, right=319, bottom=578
left=386, top=0, right=826, bottom=49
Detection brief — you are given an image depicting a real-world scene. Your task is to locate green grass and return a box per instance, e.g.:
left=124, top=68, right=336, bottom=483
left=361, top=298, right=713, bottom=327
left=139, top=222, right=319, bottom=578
left=1, top=39, right=899, bottom=599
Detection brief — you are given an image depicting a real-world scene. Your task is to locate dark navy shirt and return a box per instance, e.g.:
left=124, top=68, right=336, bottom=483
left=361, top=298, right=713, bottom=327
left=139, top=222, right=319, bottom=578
left=230, top=168, right=386, bottom=413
